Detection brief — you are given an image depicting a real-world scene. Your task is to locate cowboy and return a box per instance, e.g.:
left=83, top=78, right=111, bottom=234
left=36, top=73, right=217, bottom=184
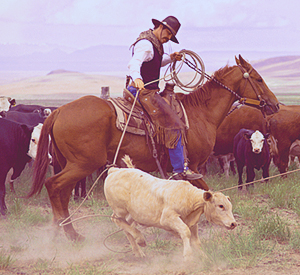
left=127, top=16, right=203, bottom=181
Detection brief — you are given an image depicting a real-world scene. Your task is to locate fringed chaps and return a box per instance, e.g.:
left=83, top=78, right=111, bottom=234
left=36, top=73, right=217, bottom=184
left=139, top=88, right=187, bottom=149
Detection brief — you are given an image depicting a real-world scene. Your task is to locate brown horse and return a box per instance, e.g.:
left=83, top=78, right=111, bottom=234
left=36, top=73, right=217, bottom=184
left=28, top=55, right=279, bottom=241
left=267, top=105, right=300, bottom=173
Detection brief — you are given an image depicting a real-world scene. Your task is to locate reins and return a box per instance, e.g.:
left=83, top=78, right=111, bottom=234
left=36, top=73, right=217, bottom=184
left=173, top=50, right=266, bottom=110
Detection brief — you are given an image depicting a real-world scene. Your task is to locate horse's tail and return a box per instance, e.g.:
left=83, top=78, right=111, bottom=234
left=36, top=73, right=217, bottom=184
left=27, top=109, right=60, bottom=198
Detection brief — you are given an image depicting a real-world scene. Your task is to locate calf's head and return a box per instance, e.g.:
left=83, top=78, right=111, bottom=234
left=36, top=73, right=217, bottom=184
left=203, top=191, right=237, bottom=230
left=0, top=96, right=16, bottom=116
left=28, top=123, right=43, bottom=159
left=245, top=130, right=265, bottom=154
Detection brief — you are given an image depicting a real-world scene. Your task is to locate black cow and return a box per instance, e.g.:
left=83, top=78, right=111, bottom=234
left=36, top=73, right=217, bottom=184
left=4, top=111, right=47, bottom=126
left=10, top=104, right=57, bottom=114
left=0, top=119, right=33, bottom=215
left=233, top=129, right=271, bottom=190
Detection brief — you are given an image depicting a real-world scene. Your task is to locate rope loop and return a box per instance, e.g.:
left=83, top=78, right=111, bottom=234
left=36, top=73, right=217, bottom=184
left=164, top=49, right=206, bottom=92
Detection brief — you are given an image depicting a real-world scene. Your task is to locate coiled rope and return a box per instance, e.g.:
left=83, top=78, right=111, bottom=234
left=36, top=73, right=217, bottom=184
left=164, top=49, right=206, bottom=92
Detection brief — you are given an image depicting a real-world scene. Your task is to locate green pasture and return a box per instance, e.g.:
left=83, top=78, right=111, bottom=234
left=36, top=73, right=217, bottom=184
left=1, top=160, right=300, bottom=274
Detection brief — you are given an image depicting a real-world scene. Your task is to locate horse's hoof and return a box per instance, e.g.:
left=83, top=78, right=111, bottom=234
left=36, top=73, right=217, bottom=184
left=136, top=237, right=146, bottom=247
left=137, top=240, right=146, bottom=247
left=76, top=234, right=86, bottom=242
left=65, top=231, right=85, bottom=242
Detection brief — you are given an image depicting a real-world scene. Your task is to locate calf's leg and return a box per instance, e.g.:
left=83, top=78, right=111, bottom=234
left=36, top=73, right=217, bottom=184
left=262, top=163, right=270, bottom=182
left=190, top=223, right=201, bottom=249
left=246, top=166, right=255, bottom=189
left=111, top=213, right=146, bottom=258
left=236, top=162, right=244, bottom=190
left=160, top=209, right=193, bottom=261
left=0, top=180, right=7, bottom=215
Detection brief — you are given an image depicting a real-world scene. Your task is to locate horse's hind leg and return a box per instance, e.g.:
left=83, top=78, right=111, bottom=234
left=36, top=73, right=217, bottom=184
left=45, top=165, right=92, bottom=241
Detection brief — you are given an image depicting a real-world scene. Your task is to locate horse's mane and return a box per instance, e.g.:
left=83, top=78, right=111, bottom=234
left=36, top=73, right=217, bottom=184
left=176, top=64, right=233, bottom=107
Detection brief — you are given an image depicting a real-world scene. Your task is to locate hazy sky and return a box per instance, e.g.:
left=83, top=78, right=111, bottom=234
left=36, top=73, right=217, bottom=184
left=0, top=0, right=299, bottom=55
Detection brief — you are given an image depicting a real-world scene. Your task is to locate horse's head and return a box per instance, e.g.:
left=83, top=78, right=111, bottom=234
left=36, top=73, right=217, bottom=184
left=235, top=55, right=279, bottom=115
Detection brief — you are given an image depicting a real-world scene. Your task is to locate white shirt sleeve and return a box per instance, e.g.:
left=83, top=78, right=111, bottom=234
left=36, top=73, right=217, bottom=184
left=161, top=54, right=172, bottom=67
left=128, top=39, right=153, bottom=81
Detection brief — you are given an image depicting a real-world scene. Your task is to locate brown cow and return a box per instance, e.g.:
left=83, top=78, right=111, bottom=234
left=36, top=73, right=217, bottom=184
left=201, top=105, right=277, bottom=176
left=104, top=156, right=237, bottom=261
left=289, top=140, right=300, bottom=168
left=267, top=105, right=300, bottom=173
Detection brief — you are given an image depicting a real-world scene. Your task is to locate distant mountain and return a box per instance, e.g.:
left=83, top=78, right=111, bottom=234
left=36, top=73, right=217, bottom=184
left=0, top=45, right=131, bottom=72
left=252, top=56, right=300, bottom=77
left=0, top=43, right=299, bottom=75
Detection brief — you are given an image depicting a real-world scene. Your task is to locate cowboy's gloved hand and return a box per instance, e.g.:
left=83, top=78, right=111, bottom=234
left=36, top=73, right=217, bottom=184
left=134, top=78, right=144, bottom=90
left=170, top=52, right=182, bottom=61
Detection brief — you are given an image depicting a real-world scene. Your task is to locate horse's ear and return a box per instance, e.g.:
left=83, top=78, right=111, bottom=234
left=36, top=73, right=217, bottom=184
left=239, top=55, right=251, bottom=71
left=235, top=56, right=240, bottom=65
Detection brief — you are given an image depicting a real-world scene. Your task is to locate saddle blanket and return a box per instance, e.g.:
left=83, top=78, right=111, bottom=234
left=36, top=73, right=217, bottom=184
left=108, top=97, right=154, bottom=136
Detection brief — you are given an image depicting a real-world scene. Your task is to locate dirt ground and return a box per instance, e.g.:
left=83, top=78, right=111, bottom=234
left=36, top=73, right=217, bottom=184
left=1, top=199, right=300, bottom=275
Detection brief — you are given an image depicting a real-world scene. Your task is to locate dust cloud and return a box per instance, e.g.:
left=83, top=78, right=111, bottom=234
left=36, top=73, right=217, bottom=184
left=1, top=217, right=214, bottom=274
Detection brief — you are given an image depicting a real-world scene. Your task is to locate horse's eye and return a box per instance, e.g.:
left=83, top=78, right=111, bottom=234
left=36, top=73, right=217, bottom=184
left=31, top=139, right=36, bottom=143
left=219, top=205, right=224, bottom=209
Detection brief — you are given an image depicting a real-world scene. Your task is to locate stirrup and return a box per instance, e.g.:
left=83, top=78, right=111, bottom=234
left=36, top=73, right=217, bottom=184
left=170, top=170, right=203, bottom=181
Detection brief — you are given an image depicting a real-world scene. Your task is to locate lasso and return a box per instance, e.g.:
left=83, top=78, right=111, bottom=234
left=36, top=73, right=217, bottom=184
left=164, top=49, right=206, bottom=92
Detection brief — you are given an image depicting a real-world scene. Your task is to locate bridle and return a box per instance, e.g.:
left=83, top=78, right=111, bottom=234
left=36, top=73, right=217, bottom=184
left=237, top=64, right=266, bottom=109
left=177, top=50, right=267, bottom=110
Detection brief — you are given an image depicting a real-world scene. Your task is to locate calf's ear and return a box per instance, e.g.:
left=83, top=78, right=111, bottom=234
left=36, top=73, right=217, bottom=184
left=20, top=124, right=33, bottom=136
left=203, top=191, right=213, bottom=201
left=243, top=133, right=251, bottom=140
left=10, top=98, right=16, bottom=106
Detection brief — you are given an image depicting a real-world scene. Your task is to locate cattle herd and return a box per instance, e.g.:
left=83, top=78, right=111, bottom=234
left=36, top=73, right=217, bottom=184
left=1, top=94, right=300, bottom=260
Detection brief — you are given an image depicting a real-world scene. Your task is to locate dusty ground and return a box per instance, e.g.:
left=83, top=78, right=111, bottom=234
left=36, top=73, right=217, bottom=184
left=1, top=198, right=300, bottom=275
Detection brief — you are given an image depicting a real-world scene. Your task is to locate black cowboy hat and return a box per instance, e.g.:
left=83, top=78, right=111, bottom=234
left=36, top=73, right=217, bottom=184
left=152, top=16, right=181, bottom=44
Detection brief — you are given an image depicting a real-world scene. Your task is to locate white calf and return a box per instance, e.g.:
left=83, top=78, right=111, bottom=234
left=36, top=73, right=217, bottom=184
left=0, top=96, right=15, bottom=115
left=104, top=156, right=237, bottom=261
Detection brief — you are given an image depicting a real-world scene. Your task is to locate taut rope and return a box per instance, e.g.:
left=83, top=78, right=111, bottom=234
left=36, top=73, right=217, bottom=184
left=218, top=168, right=300, bottom=192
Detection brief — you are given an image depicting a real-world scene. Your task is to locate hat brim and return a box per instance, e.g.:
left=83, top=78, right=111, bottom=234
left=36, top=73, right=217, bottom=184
left=152, top=18, right=179, bottom=44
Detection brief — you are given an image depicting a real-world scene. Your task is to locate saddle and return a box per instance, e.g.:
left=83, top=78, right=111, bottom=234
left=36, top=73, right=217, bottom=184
left=108, top=84, right=189, bottom=138
left=108, top=96, right=154, bottom=136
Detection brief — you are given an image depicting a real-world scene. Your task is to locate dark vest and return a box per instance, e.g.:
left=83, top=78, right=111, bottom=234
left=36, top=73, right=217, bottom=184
left=140, top=43, right=162, bottom=90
